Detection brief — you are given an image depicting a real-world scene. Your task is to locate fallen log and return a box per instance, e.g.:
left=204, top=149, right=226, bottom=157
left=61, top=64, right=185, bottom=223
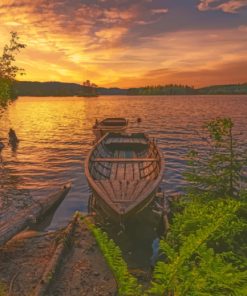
left=33, top=213, right=79, bottom=296
left=0, top=183, right=71, bottom=247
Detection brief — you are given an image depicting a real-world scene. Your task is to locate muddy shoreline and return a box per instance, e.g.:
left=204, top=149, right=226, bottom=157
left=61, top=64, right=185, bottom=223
left=0, top=215, right=117, bottom=296
left=0, top=168, right=116, bottom=295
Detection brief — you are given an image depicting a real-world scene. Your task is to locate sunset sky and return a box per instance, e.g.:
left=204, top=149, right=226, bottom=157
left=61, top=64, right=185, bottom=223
left=1, top=0, right=247, bottom=88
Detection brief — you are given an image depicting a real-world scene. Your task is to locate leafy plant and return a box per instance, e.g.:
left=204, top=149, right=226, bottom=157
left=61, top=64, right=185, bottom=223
left=0, top=78, right=12, bottom=107
left=148, top=199, right=247, bottom=296
left=85, top=219, right=142, bottom=296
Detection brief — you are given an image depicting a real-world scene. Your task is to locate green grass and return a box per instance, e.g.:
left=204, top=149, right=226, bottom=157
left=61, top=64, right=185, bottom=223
left=0, top=282, right=7, bottom=296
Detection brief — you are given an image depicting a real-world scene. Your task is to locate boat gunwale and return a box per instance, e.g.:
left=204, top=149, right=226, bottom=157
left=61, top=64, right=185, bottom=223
left=85, top=133, right=120, bottom=213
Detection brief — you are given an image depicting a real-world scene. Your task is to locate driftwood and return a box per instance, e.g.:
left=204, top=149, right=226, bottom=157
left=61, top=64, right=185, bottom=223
left=0, top=183, right=71, bottom=247
left=33, top=213, right=79, bottom=296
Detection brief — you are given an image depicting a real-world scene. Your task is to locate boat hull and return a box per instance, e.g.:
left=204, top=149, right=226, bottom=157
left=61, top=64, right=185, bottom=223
left=91, top=187, right=159, bottom=223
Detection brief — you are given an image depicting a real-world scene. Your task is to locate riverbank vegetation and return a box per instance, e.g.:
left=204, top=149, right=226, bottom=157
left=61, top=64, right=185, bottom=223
left=88, top=118, right=247, bottom=295
left=0, top=32, right=26, bottom=107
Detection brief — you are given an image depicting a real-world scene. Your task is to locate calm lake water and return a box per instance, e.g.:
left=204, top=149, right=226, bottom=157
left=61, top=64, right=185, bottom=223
left=1, top=95, right=247, bottom=267
left=1, top=95, right=247, bottom=224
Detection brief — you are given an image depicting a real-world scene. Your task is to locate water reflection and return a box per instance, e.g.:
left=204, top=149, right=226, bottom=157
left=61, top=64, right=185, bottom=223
left=0, top=95, right=247, bottom=230
left=92, top=199, right=162, bottom=270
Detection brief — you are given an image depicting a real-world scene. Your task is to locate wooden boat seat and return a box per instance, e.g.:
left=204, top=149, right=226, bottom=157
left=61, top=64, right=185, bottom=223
left=92, top=158, right=158, bottom=162
left=105, top=137, right=147, bottom=145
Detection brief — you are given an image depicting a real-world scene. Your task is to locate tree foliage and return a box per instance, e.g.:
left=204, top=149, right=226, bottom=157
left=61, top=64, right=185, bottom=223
left=0, top=32, right=26, bottom=80
left=0, top=31, right=26, bottom=106
left=185, top=118, right=247, bottom=199
left=82, top=80, right=98, bottom=96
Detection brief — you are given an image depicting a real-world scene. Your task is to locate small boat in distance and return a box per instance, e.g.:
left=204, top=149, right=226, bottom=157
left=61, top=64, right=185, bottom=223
left=85, top=132, right=164, bottom=223
left=92, top=118, right=128, bottom=141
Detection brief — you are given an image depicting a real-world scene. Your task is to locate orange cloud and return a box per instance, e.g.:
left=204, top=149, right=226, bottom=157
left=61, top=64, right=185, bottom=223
left=109, top=60, right=247, bottom=88
left=95, top=27, right=128, bottom=44
left=198, top=0, right=247, bottom=13
left=103, top=28, right=247, bottom=87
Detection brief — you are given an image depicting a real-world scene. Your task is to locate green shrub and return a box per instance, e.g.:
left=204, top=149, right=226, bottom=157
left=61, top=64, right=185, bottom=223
left=148, top=200, right=247, bottom=296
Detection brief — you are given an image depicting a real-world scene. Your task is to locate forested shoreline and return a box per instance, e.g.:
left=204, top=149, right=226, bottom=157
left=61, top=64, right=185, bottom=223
left=14, top=81, right=247, bottom=97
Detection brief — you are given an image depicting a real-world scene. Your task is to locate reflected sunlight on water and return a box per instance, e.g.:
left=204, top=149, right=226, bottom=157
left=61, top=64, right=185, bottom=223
left=1, top=95, right=247, bottom=230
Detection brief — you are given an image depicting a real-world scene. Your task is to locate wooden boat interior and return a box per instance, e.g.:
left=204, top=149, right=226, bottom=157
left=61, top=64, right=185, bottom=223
left=87, top=133, right=163, bottom=213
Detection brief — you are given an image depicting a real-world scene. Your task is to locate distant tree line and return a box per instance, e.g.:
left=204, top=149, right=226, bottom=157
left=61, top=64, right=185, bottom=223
left=198, top=83, right=247, bottom=95
left=127, top=84, right=196, bottom=95
left=14, top=81, right=98, bottom=97
left=127, top=83, right=247, bottom=95
left=14, top=81, right=129, bottom=97
left=13, top=81, right=247, bottom=97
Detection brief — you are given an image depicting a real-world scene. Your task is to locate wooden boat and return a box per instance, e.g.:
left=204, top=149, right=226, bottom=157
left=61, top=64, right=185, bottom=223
left=92, top=118, right=128, bottom=141
left=85, top=133, right=164, bottom=222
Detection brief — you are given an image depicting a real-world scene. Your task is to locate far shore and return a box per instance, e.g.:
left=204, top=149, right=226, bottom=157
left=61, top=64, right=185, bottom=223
left=14, top=81, right=247, bottom=97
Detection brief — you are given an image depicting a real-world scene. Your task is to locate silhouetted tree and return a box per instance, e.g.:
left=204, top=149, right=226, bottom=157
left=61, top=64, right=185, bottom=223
left=0, top=32, right=26, bottom=106
left=82, top=80, right=98, bottom=96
